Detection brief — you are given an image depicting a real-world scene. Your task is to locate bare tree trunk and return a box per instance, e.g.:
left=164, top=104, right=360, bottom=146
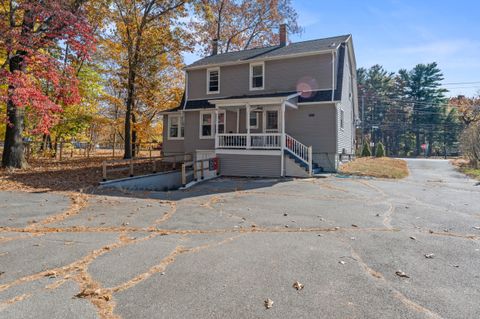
left=2, top=54, right=27, bottom=168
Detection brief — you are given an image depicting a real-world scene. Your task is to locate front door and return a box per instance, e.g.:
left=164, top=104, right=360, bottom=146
left=264, top=110, right=279, bottom=133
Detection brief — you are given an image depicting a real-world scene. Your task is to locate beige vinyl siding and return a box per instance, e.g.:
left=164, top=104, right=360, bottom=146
left=218, top=154, right=281, bottom=177
left=162, top=114, right=185, bottom=155
left=187, top=53, right=334, bottom=100
left=183, top=111, right=215, bottom=153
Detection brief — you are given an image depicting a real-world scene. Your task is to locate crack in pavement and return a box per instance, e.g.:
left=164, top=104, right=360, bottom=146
left=349, top=249, right=444, bottom=319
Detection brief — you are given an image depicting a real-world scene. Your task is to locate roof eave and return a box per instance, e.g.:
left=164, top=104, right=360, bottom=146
left=184, top=49, right=336, bottom=71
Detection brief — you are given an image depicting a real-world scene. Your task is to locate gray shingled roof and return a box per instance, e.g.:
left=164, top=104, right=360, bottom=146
left=186, top=34, right=350, bottom=69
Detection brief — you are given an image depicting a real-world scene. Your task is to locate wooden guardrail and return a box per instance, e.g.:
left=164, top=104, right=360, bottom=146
left=181, top=157, right=220, bottom=187
left=102, top=153, right=193, bottom=181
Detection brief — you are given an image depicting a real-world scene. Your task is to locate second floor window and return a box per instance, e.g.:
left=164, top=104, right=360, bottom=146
left=207, top=68, right=220, bottom=94
left=250, top=62, right=264, bottom=90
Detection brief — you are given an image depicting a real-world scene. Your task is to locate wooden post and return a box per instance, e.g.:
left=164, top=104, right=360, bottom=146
left=129, top=158, right=134, bottom=177
left=181, top=163, right=186, bottom=186
left=102, top=161, right=107, bottom=181
left=200, top=160, right=204, bottom=180
left=194, top=161, right=198, bottom=181
left=216, top=157, right=220, bottom=176
left=152, top=159, right=156, bottom=173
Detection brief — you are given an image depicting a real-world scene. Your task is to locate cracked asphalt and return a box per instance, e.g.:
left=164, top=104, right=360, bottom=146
left=0, top=158, right=479, bottom=319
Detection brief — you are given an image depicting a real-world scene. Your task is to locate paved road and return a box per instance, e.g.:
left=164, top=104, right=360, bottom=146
left=0, top=159, right=479, bottom=318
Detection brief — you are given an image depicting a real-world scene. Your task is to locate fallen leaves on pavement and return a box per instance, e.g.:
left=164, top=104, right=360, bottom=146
left=292, top=281, right=304, bottom=290
left=395, top=270, right=410, bottom=278
left=264, top=298, right=274, bottom=309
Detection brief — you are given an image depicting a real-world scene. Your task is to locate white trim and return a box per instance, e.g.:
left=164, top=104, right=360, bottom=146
left=236, top=109, right=240, bottom=133
left=184, top=49, right=336, bottom=71
left=206, top=67, right=220, bottom=95
left=216, top=149, right=281, bottom=156
left=167, top=113, right=184, bottom=140
left=331, top=51, right=335, bottom=101
left=249, top=62, right=265, bottom=91
left=199, top=111, right=215, bottom=139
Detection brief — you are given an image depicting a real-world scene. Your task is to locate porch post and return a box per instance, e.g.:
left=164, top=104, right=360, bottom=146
left=281, top=101, right=286, bottom=177
left=215, top=108, right=219, bottom=148
left=246, top=103, right=251, bottom=149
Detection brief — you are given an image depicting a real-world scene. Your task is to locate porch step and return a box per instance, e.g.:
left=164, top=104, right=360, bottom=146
left=284, top=150, right=323, bottom=174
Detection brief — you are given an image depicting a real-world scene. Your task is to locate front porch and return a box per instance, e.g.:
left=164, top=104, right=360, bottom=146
left=208, top=95, right=314, bottom=176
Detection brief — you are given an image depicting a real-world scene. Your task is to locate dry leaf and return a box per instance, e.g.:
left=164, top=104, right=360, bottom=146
left=395, top=270, right=409, bottom=278
left=473, top=226, right=480, bottom=230
left=424, top=254, right=434, bottom=259
left=264, top=298, right=274, bottom=309
left=409, top=236, right=416, bottom=240
left=292, top=281, right=304, bottom=290
left=351, top=224, right=358, bottom=228
left=339, top=260, right=346, bottom=265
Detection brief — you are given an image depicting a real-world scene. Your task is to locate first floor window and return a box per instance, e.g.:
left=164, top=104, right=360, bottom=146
left=250, top=112, right=258, bottom=128
left=201, top=112, right=213, bottom=137
left=168, top=114, right=184, bottom=139
left=266, top=110, right=278, bottom=131
left=218, top=111, right=225, bottom=134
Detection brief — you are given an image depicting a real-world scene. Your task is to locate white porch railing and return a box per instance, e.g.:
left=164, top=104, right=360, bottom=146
left=217, top=134, right=248, bottom=148
left=217, top=133, right=281, bottom=149
left=285, top=134, right=313, bottom=175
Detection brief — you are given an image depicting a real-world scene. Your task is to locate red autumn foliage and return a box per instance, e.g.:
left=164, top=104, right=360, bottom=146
left=0, top=0, right=96, bottom=134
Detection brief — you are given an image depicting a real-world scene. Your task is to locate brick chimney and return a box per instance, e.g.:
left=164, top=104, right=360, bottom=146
left=212, top=39, right=218, bottom=56
left=279, top=24, right=287, bottom=46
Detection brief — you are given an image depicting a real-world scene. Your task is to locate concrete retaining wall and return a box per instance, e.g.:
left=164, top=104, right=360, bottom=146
left=99, top=170, right=182, bottom=191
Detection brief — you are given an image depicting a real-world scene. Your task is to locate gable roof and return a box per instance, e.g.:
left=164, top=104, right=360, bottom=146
left=186, top=34, right=351, bottom=69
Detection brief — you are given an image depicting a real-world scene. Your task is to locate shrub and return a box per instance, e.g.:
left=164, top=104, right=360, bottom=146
left=361, top=140, right=371, bottom=157
left=375, top=142, right=386, bottom=157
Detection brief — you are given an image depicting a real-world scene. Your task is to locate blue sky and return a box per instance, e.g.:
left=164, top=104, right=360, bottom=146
left=184, top=0, right=480, bottom=97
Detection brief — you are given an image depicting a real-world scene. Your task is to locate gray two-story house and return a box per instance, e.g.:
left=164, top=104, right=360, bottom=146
left=161, top=25, right=358, bottom=177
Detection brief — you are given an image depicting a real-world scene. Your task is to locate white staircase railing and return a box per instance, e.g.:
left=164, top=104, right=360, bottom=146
left=285, top=134, right=313, bottom=175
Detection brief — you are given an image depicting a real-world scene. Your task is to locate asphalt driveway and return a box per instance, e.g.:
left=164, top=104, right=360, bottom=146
left=0, top=159, right=479, bottom=318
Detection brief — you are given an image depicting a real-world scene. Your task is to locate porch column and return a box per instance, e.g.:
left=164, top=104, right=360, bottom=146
left=246, top=103, right=251, bottom=149
left=215, top=108, right=219, bottom=148
left=281, top=101, right=286, bottom=177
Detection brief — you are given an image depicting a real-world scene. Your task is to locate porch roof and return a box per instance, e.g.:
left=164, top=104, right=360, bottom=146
left=162, top=89, right=335, bottom=113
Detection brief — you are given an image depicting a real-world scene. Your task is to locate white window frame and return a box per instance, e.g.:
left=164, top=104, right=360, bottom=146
left=199, top=111, right=215, bottom=139
left=206, top=67, right=220, bottom=94
left=249, top=62, right=265, bottom=91
left=167, top=113, right=184, bottom=140
left=249, top=111, right=259, bottom=129
left=340, top=108, right=345, bottom=130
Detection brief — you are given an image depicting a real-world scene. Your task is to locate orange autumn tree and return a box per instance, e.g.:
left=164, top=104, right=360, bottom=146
left=103, top=0, right=189, bottom=159
left=193, top=0, right=302, bottom=55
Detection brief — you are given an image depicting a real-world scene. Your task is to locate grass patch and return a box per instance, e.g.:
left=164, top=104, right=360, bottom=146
left=339, top=157, right=409, bottom=179
left=461, top=168, right=480, bottom=180
left=450, top=158, right=480, bottom=181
